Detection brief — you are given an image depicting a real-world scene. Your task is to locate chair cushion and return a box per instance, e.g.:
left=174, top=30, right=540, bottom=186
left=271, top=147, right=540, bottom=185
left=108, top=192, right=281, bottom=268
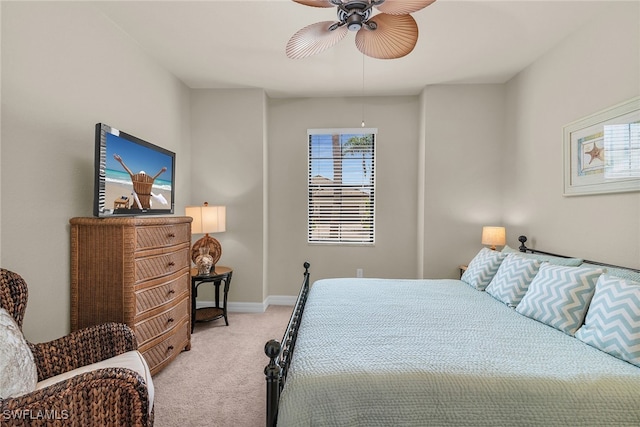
left=0, top=307, right=38, bottom=398
left=36, top=350, right=154, bottom=414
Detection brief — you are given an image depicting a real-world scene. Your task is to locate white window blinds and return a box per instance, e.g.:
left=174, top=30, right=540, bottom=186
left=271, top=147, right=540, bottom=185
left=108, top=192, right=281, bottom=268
left=308, top=128, right=377, bottom=245
left=604, top=122, right=640, bottom=178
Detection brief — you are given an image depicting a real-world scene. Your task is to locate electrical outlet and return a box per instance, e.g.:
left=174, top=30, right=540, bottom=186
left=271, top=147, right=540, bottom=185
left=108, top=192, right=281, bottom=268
left=356, top=268, right=363, bottom=278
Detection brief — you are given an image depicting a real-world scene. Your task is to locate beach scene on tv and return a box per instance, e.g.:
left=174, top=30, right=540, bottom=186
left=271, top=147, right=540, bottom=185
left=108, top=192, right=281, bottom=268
left=102, top=132, right=173, bottom=215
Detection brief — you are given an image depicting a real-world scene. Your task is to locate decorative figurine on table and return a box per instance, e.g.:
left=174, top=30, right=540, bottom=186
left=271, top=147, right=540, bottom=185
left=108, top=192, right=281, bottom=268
left=195, top=247, right=214, bottom=276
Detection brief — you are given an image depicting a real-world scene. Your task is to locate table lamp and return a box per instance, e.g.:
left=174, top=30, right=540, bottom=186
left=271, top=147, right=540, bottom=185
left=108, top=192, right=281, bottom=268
left=481, top=226, right=506, bottom=250
left=186, top=202, right=226, bottom=274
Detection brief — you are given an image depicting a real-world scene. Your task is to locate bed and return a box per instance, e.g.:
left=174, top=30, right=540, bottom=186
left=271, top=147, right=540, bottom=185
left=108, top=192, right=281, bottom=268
left=264, top=237, right=640, bottom=426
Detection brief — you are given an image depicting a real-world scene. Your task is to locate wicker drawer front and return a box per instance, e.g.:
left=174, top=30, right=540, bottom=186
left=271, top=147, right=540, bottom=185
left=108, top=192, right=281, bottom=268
left=135, top=297, right=189, bottom=347
left=136, top=224, right=190, bottom=251
left=135, top=273, right=189, bottom=315
left=135, top=249, right=189, bottom=283
left=141, top=319, right=189, bottom=376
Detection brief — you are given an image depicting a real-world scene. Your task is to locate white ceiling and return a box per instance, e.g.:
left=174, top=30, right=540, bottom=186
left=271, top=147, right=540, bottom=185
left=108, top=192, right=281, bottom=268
left=94, top=0, right=610, bottom=98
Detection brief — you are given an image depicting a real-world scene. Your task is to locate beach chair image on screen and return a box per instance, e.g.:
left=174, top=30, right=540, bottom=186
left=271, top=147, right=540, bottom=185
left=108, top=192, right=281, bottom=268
left=113, top=154, right=168, bottom=210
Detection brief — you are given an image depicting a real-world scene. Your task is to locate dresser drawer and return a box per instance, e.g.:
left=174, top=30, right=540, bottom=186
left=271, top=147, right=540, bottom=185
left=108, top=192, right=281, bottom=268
left=135, top=272, right=189, bottom=316
left=136, top=223, right=190, bottom=251
left=141, top=319, right=190, bottom=376
left=135, top=297, right=189, bottom=347
left=135, top=248, right=190, bottom=283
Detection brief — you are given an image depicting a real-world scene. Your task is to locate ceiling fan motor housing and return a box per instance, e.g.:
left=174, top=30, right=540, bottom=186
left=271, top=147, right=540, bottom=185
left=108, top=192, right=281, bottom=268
left=347, top=14, right=364, bottom=31
left=338, top=1, right=373, bottom=31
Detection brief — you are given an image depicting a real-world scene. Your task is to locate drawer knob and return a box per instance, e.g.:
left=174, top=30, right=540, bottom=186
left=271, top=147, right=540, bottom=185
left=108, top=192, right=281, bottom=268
left=168, top=261, right=175, bottom=267
left=168, top=233, right=176, bottom=238
left=167, top=345, right=174, bottom=352
left=167, top=317, right=174, bottom=323
left=168, top=289, right=175, bottom=294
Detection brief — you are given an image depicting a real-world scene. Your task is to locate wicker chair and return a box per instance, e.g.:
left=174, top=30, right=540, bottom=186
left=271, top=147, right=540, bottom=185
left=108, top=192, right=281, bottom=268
left=0, top=268, right=154, bottom=426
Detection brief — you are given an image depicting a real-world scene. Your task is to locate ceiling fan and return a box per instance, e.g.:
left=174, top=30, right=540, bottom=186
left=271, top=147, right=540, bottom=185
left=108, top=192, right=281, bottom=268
left=286, top=0, right=436, bottom=60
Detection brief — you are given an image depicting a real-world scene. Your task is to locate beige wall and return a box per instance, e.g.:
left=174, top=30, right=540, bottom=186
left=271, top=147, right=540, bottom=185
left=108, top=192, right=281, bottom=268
left=502, top=2, right=640, bottom=268
left=420, top=84, right=506, bottom=278
left=1, top=2, right=192, bottom=342
left=0, top=2, right=2, bottom=265
left=267, top=96, right=420, bottom=295
left=189, top=89, right=267, bottom=305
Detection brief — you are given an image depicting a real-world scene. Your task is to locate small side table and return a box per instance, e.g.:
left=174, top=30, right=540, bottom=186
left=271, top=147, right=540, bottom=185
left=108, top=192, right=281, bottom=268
left=459, top=265, right=468, bottom=279
left=191, top=266, right=233, bottom=332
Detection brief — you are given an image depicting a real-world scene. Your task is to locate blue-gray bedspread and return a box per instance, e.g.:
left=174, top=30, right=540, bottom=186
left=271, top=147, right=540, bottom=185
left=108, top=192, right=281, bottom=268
left=277, top=278, right=640, bottom=426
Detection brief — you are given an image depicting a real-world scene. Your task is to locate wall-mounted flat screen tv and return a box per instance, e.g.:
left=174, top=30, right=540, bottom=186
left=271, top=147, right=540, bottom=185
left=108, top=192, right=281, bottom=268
left=94, top=123, right=175, bottom=217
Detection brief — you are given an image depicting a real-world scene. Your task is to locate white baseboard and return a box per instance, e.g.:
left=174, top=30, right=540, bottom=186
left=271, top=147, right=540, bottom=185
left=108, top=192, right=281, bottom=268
left=196, top=296, right=296, bottom=313
left=265, top=295, right=298, bottom=306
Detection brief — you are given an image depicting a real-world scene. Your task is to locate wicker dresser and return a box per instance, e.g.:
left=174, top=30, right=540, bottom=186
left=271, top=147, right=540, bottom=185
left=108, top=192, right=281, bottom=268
left=70, top=216, right=192, bottom=375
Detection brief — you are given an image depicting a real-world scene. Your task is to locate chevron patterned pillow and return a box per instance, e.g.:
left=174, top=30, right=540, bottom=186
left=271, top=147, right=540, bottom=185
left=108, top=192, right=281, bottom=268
left=516, top=263, right=603, bottom=335
left=486, top=254, right=541, bottom=308
left=576, top=275, right=640, bottom=367
left=461, top=247, right=506, bottom=291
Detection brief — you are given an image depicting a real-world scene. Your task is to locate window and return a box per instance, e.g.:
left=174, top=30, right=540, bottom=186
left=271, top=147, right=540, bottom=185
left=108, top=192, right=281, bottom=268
left=308, top=128, right=376, bottom=245
left=604, top=122, right=640, bottom=178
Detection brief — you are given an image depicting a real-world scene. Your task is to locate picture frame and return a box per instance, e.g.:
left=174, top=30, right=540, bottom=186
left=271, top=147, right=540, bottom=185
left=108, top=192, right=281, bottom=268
left=563, top=96, right=640, bottom=196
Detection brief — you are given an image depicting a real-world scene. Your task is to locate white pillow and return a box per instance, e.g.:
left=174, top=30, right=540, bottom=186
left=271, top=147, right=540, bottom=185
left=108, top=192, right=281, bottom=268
left=502, top=245, right=583, bottom=266
left=0, top=307, right=38, bottom=398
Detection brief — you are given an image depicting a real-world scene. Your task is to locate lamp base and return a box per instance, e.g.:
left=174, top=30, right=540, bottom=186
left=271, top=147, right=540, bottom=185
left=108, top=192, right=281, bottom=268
left=191, top=234, right=222, bottom=267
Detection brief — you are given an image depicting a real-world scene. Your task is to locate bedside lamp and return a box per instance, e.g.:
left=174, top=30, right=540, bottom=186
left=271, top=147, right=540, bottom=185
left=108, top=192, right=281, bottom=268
left=186, top=203, right=226, bottom=274
left=481, top=226, right=506, bottom=251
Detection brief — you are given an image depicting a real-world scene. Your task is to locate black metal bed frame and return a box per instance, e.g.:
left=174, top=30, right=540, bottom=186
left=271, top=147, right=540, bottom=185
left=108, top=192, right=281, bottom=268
left=264, top=262, right=310, bottom=427
left=518, top=235, right=640, bottom=272
left=264, top=237, right=640, bottom=426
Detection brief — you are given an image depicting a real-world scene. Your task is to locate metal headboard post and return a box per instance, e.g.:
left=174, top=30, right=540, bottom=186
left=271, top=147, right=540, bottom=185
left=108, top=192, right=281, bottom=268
left=517, top=235, right=572, bottom=257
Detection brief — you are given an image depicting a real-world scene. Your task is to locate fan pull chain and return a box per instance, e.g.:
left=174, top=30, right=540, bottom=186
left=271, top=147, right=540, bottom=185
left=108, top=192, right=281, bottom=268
left=361, top=54, right=365, bottom=127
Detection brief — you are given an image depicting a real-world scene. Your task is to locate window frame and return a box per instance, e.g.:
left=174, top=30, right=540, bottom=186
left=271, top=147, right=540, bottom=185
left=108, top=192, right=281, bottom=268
left=307, top=128, right=377, bottom=246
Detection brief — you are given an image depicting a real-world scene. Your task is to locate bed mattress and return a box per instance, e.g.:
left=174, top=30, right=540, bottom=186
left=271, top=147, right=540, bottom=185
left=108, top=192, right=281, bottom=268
left=277, top=278, right=640, bottom=426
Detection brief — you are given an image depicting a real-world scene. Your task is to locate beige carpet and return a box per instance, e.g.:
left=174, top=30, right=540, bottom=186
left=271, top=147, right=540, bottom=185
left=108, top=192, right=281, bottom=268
left=153, top=305, right=293, bottom=427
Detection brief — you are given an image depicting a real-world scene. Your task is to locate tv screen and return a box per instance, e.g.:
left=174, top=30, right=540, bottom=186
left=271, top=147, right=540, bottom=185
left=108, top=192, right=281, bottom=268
left=94, top=123, right=175, bottom=217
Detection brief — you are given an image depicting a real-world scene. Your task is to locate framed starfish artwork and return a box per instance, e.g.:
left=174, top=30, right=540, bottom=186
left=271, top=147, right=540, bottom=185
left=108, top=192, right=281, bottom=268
left=563, top=96, right=640, bottom=196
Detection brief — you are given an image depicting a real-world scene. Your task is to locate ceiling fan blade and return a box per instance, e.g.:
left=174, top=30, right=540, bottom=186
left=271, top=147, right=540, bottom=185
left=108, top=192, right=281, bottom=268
left=292, top=0, right=335, bottom=8
left=286, top=21, right=349, bottom=59
left=355, top=13, right=418, bottom=59
left=375, top=0, right=436, bottom=15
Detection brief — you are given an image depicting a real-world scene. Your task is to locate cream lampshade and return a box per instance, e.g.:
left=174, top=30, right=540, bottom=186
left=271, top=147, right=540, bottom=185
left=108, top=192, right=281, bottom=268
left=481, top=226, right=506, bottom=250
left=185, top=203, right=226, bottom=269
